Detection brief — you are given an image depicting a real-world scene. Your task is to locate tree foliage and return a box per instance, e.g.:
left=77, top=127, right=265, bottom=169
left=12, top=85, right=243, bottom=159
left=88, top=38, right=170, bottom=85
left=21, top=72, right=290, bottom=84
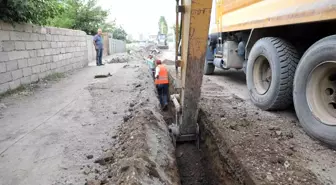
left=49, top=0, right=110, bottom=35
left=112, top=26, right=127, bottom=41
left=0, top=0, right=128, bottom=40
left=0, top=0, right=63, bottom=25
left=158, top=16, right=168, bottom=35
left=171, top=24, right=180, bottom=36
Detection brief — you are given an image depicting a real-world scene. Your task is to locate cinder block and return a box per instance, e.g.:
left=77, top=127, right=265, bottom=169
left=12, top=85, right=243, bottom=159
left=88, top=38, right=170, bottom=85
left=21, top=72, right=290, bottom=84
left=9, top=79, right=21, bottom=90
left=18, top=59, right=28, bottom=68
left=39, top=34, right=46, bottom=41
left=40, top=64, right=47, bottom=72
left=51, top=42, right=58, bottom=48
left=52, top=49, right=58, bottom=55
left=46, top=63, right=51, bottom=70
left=42, top=41, right=50, bottom=49
left=0, top=83, right=9, bottom=94
left=32, top=25, right=41, bottom=33
left=22, top=67, right=32, bottom=77
left=10, top=31, right=30, bottom=41
left=44, top=49, right=52, bottom=56
left=15, top=41, right=25, bottom=50
left=52, top=35, right=59, bottom=41
left=23, top=24, right=33, bottom=33
left=0, top=41, right=3, bottom=52
left=50, top=63, right=57, bottom=69
left=43, top=56, right=52, bottom=63
left=0, top=62, right=6, bottom=73
left=0, top=52, right=9, bottom=62
left=28, top=57, right=42, bottom=66
left=2, top=41, right=15, bottom=52
left=31, top=74, right=39, bottom=82
left=0, top=72, right=12, bottom=84
left=20, top=76, right=31, bottom=85
left=13, top=23, right=25, bottom=32
left=8, top=51, right=29, bottom=60
left=46, top=35, right=52, bottom=41
left=38, top=72, right=47, bottom=79
left=0, top=30, right=10, bottom=40
left=11, top=69, right=23, bottom=80
left=25, top=42, right=35, bottom=50
left=1, top=22, right=13, bottom=31
left=29, top=50, right=37, bottom=58
left=6, top=60, right=18, bottom=71
left=40, top=28, right=47, bottom=34
left=34, top=41, right=42, bottom=49
left=32, top=65, right=41, bottom=74
left=53, top=55, right=59, bottom=62
left=37, top=49, right=44, bottom=57
left=30, top=33, right=39, bottom=41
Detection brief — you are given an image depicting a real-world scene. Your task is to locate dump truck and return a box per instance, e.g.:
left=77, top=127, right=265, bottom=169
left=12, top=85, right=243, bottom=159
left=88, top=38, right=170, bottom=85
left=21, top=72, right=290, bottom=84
left=203, top=0, right=336, bottom=147
left=157, top=33, right=169, bottom=49
left=172, top=0, right=336, bottom=147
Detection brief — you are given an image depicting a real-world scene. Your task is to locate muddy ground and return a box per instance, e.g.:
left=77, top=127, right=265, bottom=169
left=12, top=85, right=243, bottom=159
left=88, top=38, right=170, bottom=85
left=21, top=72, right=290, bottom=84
left=157, top=48, right=336, bottom=185
left=0, top=52, right=179, bottom=185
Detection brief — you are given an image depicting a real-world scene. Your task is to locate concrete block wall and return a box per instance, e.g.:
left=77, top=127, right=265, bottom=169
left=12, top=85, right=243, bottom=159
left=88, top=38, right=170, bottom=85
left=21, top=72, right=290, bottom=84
left=109, top=39, right=126, bottom=54
left=0, top=21, right=88, bottom=94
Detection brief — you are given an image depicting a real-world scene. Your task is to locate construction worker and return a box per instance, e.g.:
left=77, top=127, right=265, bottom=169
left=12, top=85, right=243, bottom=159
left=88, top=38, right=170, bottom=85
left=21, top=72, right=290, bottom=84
left=155, top=60, right=169, bottom=110
left=146, top=55, right=156, bottom=78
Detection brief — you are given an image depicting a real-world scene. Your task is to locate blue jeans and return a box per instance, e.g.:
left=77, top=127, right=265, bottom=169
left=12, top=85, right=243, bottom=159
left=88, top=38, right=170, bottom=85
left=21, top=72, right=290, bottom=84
left=96, top=49, right=103, bottom=65
left=157, top=84, right=169, bottom=106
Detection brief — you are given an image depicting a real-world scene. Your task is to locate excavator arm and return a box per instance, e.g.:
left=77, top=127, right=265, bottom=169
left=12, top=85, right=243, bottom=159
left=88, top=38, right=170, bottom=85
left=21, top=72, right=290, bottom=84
left=170, top=0, right=212, bottom=142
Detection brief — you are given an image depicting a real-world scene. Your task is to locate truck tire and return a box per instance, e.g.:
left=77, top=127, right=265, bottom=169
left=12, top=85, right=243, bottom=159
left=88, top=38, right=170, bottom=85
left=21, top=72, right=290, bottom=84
left=293, top=35, right=336, bottom=147
left=204, top=60, right=215, bottom=75
left=246, top=37, right=299, bottom=110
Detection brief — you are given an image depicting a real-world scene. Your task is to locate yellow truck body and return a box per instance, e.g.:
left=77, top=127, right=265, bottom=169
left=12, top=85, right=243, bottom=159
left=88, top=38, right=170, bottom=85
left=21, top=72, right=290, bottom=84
left=212, top=0, right=336, bottom=33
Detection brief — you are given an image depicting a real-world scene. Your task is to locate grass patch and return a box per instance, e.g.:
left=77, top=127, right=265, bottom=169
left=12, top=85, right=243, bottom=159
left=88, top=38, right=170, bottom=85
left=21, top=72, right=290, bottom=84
left=42, top=72, right=66, bottom=82
left=0, top=72, right=66, bottom=99
left=0, top=85, right=28, bottom=99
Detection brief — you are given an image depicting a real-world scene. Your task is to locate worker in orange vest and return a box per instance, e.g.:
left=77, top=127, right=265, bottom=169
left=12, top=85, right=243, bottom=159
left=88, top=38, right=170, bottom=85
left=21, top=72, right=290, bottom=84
left=155, top=60, right=169, bottom=110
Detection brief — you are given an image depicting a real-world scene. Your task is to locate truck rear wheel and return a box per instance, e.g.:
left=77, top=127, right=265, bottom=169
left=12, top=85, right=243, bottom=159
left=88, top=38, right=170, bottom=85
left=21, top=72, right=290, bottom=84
left=293, top=35, right=336, bottom=147
left=204, top=60, right=215, bottom=75
left=247, top=37, right=299, bottom=110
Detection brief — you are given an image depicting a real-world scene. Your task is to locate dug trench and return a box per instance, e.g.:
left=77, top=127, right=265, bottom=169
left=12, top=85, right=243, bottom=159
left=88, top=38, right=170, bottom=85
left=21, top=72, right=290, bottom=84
left=163, top=74, right=244, bottom=185
left=85, top=54, right=334, bottom=185
left=84, top=57, right=238, bottom=185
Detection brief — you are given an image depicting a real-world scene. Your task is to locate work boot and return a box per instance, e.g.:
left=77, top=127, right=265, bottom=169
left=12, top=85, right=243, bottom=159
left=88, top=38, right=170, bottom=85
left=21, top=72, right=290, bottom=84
left=162, top=104, right=168, bottom=111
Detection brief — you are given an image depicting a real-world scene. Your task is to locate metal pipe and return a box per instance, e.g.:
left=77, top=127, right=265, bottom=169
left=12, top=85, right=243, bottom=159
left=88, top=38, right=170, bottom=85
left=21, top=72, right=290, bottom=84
left=170, top=94, right=181, bottom=113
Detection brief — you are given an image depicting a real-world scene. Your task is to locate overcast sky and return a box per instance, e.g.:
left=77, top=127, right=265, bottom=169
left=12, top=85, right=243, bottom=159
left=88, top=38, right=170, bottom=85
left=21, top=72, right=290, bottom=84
left=97, top=0, right=176, bottom=37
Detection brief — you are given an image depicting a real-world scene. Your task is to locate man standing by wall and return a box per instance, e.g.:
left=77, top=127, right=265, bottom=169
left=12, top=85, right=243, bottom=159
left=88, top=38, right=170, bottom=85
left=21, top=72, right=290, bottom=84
left=93, top=29, right=104, bottom=66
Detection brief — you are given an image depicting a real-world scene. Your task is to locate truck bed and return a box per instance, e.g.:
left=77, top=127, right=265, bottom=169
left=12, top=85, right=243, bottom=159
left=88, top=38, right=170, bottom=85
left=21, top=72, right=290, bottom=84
left=211, top=0, right=336, bottom=33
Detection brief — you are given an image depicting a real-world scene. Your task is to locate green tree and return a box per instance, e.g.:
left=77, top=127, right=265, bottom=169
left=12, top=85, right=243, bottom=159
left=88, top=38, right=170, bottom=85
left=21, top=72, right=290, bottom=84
left=112, top=26, right=127, bottom=41
left=0, top=0, right=63, bottom=25
left=158, top=16, right=168, bottom=35
left=171, top=24, right=180, bottom=36
left=49, top=0, right=110, bottom=35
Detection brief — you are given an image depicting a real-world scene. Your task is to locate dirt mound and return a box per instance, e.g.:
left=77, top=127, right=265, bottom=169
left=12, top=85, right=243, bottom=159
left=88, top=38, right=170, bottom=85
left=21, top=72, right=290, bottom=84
left=85, top=61, right=180, bottom=185
left=105, top=53, right=132, bottom=64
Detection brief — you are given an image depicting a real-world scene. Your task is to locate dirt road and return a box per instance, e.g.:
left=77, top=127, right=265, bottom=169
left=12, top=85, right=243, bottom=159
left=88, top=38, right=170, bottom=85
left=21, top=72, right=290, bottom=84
left=0, top=54, right=179, bottom=185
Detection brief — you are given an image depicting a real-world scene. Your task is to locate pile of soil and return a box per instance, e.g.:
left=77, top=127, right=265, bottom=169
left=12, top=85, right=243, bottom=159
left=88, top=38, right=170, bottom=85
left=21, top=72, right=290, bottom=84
left=105, top=53, right=133, bottom=64
left=85, top=59, right=180, bottom=185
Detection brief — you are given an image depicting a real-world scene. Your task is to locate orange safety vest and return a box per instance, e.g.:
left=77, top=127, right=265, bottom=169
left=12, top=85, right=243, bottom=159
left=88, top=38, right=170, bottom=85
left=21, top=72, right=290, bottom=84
left=155, top=65, right=169, bottom=85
